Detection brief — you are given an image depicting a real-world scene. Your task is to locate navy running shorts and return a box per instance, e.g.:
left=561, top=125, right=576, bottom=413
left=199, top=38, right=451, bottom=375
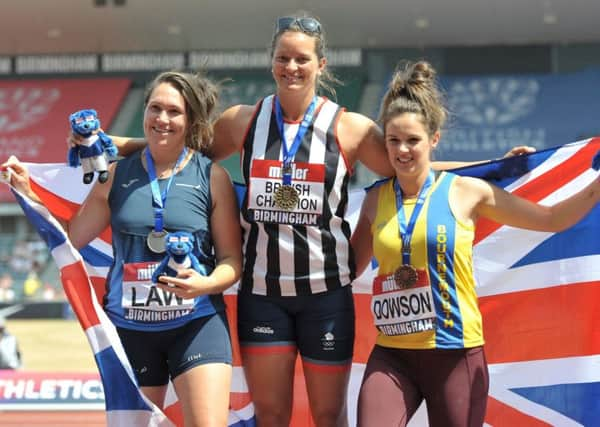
left=237, top=286, right=355, bottom=366
left=117, top=311, right=232, bottom=387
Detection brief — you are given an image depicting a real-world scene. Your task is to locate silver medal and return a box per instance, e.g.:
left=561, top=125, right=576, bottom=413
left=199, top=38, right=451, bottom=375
left=147, top=230, right=168, bottom=253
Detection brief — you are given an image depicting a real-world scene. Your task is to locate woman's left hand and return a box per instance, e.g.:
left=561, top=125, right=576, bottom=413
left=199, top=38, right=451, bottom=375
left=503, top=145, right=536, bottom=158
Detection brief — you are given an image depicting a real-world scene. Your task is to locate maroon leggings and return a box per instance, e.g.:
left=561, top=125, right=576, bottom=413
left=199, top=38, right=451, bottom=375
left=357, top=345, right=489, bottom=427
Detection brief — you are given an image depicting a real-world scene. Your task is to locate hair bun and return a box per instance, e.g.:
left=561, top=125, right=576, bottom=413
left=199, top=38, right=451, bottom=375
left=407, top=61, right=436, bottom=87
left=389, top=73, right=408, bottom=97
left=378, top=60, right=447, bottom=136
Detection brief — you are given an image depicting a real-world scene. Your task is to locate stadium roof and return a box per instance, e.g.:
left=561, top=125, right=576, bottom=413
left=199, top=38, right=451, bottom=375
left=1, top=0, right=599, bottom=55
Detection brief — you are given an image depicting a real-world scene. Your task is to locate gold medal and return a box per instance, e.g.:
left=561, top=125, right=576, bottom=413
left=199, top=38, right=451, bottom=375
left=394, top=264, right=418, bottom=289
left=274, top=184, right=299, bottom=210
left=147, top=230, right=168, bottom=253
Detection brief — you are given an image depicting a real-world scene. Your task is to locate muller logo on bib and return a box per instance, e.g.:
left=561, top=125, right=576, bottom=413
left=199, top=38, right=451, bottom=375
left=267, top=164, right=309, bottom=180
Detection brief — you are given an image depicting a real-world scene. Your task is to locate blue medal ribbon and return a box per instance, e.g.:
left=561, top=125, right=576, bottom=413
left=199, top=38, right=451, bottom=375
left=274, top=96, right=318, bottom=185
left=145, top=147, right=188, bottom=233
left=394, top=170, right=436, bottom=265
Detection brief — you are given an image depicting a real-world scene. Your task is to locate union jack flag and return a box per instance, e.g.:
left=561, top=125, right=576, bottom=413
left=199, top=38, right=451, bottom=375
left=4, top=137, right=599, bottom=426
left=460, top=137, right=600, bottom=427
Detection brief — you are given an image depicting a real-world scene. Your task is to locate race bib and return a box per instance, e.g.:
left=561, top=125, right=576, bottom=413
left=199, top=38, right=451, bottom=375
left=121, top=262, right=194, bottom=323
left=371, top=270, right=437, bottom=336
left=247, top=159, right=325, bottom=226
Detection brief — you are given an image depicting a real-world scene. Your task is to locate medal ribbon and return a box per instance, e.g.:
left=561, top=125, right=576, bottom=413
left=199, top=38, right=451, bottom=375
left=394, top=170, right=436, bottom=265
left=274, top=96, right=318, bottom=185
left=145, top=147, right=188, bottom=233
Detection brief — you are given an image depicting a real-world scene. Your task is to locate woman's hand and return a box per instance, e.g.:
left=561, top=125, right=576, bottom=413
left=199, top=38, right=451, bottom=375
left=503, top=145, right=536, bottom=158
left=155, top=269, right=216, bottom=299
left=0, top=156, right=40, bottom=202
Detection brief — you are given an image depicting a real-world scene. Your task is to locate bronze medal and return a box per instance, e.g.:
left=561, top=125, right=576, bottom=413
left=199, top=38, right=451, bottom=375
left=274, top=184, right=299, bottom=210
left=394, top=264, right=418, bottom=289
left=147, top=230, right=168, bottom=253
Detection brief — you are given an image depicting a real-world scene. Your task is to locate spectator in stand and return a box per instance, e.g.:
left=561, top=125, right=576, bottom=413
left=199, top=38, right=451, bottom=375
left=23, top=269, right=42, bottom=299
left=8, top=240, right=32, bottom=274
left=0, top=273, right=16, bottom=303
left=0, top=317, right=22, bottom=370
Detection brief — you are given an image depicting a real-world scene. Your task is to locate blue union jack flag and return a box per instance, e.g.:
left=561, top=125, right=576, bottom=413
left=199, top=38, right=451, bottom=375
left=4, top=137, right=599, bottom=426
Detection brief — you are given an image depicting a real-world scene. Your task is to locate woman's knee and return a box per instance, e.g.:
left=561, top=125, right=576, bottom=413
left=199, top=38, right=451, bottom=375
left=253, top=403, right=293, bottom=427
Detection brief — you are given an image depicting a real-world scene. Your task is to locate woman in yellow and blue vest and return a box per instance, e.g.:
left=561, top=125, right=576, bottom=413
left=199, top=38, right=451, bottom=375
left=351, top=60, right=600, bottom=427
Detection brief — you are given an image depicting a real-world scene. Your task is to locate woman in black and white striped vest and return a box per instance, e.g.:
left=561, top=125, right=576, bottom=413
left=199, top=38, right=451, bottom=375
left=90, top=14, right=388, bottom=423
left=210, top=13, right=399, bottom=427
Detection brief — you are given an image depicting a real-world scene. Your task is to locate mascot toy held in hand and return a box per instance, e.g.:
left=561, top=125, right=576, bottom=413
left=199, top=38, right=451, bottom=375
left=68, top=109, right=118, bottom=184
left=151, top=231, right=206, bottom=285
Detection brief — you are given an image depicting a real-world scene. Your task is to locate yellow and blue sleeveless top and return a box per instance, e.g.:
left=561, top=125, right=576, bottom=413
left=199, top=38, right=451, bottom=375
left=370, top=172, right=483, bottom=349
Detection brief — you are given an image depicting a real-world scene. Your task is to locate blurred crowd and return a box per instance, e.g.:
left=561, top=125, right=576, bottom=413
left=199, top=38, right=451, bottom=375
left=0, top=237, right=63, bottom=303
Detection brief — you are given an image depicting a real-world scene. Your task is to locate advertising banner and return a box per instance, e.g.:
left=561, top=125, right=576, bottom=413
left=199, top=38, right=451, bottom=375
left=431, top=68, right=600, bottom=161
left=0, top=78, right=131, bottom=202
left=0, top=371, right=103, bottom=410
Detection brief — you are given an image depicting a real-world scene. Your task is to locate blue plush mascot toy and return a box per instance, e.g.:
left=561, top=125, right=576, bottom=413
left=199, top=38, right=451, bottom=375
left=68, top=109, right=118, bottom=184
left=151, top=231, right=206, bottom=284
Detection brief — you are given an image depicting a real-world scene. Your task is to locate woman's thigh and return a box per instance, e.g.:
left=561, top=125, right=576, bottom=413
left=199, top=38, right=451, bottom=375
left=173, top=362, right=232, bottom=427
left=357, top=345, right=423, bottom=427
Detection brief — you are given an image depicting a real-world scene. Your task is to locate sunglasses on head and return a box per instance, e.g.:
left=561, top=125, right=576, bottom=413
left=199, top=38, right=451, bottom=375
left=275, top=16, right=322, bottom=34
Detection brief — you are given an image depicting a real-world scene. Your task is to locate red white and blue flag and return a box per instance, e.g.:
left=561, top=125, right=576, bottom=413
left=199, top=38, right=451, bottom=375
left=454, top=137, right=600, bottom=427
left=4, top=137, right=599, bottom=426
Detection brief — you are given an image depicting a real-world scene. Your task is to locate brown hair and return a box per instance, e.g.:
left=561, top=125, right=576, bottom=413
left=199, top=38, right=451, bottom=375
left=379, top=60, right=447, bottom=137
left=270, top=12, right=341, bottom=99
left=144, top=71, right=219, bottom=154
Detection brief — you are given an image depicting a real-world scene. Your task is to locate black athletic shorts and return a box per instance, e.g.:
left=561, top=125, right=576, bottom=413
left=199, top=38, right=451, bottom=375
left=237, top=286, right=355, bottom=367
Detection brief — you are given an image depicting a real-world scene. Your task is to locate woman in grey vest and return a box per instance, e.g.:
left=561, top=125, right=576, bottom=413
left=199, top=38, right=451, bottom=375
left=4, top=71, right=242, bottom=427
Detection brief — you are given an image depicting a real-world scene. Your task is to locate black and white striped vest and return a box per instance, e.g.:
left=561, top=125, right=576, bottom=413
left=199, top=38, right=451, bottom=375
left=239, top=95, right=356, bottom=297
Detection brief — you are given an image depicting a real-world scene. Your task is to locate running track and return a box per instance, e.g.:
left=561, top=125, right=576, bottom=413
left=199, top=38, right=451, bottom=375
left=1, top=411, right=106, bottom=426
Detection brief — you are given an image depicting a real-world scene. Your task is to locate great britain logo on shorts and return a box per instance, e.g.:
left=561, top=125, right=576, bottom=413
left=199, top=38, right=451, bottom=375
left=321, top=332, right=335, bottom=351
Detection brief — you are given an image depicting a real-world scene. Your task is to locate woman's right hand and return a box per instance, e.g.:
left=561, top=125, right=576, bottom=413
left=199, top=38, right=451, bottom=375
left=67, top=131, right=82, bottom=148
left=0, top=156, right=40, bottom=202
